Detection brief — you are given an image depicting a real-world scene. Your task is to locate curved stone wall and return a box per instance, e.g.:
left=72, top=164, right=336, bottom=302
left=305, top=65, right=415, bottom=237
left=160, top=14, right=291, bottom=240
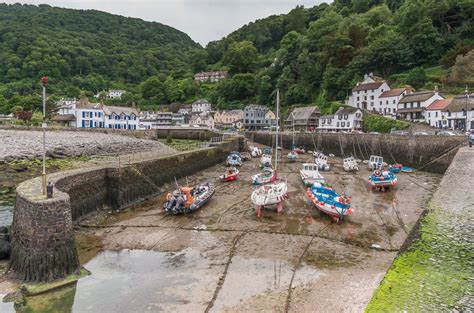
left=10, top=137, right=243, bottom=282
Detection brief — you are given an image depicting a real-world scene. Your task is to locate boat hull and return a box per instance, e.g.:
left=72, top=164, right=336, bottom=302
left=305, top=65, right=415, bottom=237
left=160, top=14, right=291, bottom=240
left=164, top=182, right=215, bottom=215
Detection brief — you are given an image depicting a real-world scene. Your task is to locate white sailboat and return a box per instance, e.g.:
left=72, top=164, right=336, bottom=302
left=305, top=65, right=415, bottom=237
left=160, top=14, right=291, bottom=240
left=251, top=89, right=288, bottom=217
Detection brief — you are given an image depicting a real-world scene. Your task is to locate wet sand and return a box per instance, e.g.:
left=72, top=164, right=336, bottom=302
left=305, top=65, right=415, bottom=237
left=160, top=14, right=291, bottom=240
left=3, top=145, right=441, bottom=312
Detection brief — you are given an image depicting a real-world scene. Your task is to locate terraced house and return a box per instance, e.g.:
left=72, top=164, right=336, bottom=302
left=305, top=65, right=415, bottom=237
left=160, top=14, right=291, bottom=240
left=285, top=106, right=320, bottom=132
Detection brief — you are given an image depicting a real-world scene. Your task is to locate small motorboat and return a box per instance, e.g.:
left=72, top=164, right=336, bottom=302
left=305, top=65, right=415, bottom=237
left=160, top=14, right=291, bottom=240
left=226, top=152, right=242, bottom=167
left=368, top=170, right=397, bottom=191
left=315, top=153, right=330, bottom=171
left=300, top=163, right=325, bottom=186
left=401, top=166, right=414, bottom=173
left=389, top=163, right=402, bottom=173
left=252, top=168, right=277, bottom=185
left=164, top=182, right=215, bottom=215
left=343, top=156, right=359, bottom=172
left=220, top=167, right=239, bottom=182
left=241, top=152, right=252, bottom=161
left=260, top=153, right=272, bottom=168
left=368, top=155, right=383, bottom=170
left=287, top=150, right=298, bottom=162
left=251, top=181, right=288, bottom=217
left=250, top=146, right=262, bottom=157
left=294, top=146, right=306, bottom=154
left=307, top=182, right=353, bottom=223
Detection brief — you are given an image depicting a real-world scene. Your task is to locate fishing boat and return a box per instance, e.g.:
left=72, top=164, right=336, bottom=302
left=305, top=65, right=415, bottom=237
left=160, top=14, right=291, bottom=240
left=368, top=155, right=384, bottom=170
left=226, top=152, right=242, bottom=167
left=300, top=163, right=325, bottom=186
left=241, top=152, right=252, bottom=161
left=251, top=181, right=288, bottom=217
left=220, top=167, right=239, bottom=182
left=343, top=156, right=359, bottom=172
left=306, top=182, right=353, bottom=223
left=368, top=169, right=397, bottom=191
left=251, top=167, right=277, bottom=185
left=401, top=166, right=414, bottom=173
left=250, top=146, right=262, bottom=157
left=251, top=89, right=288, bottom=215
left=164, top=182, right=215, bottom=214
left=287, top=150, right=298, bottom=162
left=315, top=153, right=330, bottom=171
left=294, top=146, right=306, bottom=154
left=388, top=163, right=402, bottom=173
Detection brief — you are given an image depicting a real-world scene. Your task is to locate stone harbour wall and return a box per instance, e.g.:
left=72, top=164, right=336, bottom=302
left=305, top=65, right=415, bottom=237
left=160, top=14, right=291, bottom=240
left=246, top=132, right=466, bottom=173
left=10, top=136, right=243, bottom=282
left=154, top=128, right=219, bottom=140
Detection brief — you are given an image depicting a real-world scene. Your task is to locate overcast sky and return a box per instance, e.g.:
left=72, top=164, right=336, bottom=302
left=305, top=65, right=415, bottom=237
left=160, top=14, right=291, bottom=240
left=3, top=0, right=326, bottom=46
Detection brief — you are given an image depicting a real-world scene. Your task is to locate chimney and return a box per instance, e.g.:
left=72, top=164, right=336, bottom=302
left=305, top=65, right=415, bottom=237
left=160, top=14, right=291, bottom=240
left=434, top=85, right=439, bottom=94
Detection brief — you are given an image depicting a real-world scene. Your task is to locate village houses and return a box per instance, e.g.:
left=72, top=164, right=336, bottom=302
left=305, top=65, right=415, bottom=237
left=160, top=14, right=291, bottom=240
left=442, top=92, right=474, bottom=131
left=243, top=104, right=276, bottom=130
left=214, top=110, right=244, bottom=129
left=347, top=73, right=390, bottom=111
left=397, top=89, right=444, bottom=122
left=285, top=106, right=320, bottom=132
left=317, top=107, right=363, bottom=132
left=192, top=99, right=212, bottom=115
left=189, top=114, right=215, bottom=129
left=425, top=99, right=452, bottom=128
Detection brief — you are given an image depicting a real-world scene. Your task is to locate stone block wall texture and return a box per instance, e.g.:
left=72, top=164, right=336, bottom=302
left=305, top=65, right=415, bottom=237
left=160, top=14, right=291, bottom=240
left=10, top=137, right=242, bottom=282
left=154, top=128, right=219, bottom=140
left=246, top=132, right=465, bottom=173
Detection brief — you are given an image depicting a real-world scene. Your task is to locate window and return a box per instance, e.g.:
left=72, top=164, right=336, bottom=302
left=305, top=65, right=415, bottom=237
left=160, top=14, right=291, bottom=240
left=341, top=122, right=345, bottom=127
left=379, top=101, right=382, bottom=105
left=357, top=97, right=359, bottom=101
left=463, top=110, right=466, bottom=116
left=336, top=122, right=340, bottom=127
left=370, top=95, right=374, bottom=100
left=347, top=122, right=350, bottom=127
left=428, top=112, right=431, bottom=117
left=448, top=112, right=451, bottom=117
left=386, top=101, right=388, bottom=105
left=393, top=100, right=396, bottom=104
left=435, top=112, right=438, bottom=117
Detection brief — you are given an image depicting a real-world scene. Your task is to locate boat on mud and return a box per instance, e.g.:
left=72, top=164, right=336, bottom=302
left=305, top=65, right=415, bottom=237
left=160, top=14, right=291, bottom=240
left=293, top=146, right=306, bottom=154
left=388, top=163, right=402, bottom=173
left=250, top=146, right=262, bottom=157
left=220, top=167, right=240, bottom=182
left=306, top=182, right=353, bottom=223
left=287, top=150, right=298, bottom=162
left=164, top=182, right=215, bottom=215
left=368, top=169, right=397, bottom=191
left=368, top=155, right=384, bottom=170
left=314, top=152, right=330, bottom=171
left=343, top=156, right=359, bottom=172
left=241, top=152, right=252, bottom=161
left=226, top=152, right=242, bottom=167
left=300, top=163, right=325, bottom=186
left=252, top=167, right=277, bottom=185
left=251, top=181, right=288, bottom=217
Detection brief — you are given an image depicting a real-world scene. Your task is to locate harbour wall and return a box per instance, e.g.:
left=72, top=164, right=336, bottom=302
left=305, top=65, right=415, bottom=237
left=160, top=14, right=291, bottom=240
left=246, top=132, right=466, bottom=173
left=10, top=137, right=243, bottom=282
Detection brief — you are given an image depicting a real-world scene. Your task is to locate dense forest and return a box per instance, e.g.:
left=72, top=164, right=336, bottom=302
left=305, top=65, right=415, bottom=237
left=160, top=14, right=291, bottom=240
left=0, top=1, right=472, bottom=115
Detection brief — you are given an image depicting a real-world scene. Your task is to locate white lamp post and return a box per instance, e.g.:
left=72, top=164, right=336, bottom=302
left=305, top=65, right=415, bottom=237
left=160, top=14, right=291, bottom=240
left=41, top=75, right=47, bottom=195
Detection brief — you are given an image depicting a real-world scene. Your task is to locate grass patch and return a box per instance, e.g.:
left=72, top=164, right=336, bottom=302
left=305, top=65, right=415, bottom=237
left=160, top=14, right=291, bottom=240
left=363, top=113, right=410, bottom=133
left=159, top=139, right=207, bottom=152
left=21, top=267, right=90, bottom=296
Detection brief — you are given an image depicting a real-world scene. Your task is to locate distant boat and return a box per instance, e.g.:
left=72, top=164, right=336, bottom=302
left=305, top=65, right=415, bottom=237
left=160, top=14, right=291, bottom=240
left=251, top=168, right=277, bottom=185
left=226, top=152, right=242, bottom=167
left=343, top=156, right=359, bottom=172
left=220, top=167, right=239, bottom=182
left=287, top=150, right=298, bottom=162
left=368, top=170, right=397, bottom=191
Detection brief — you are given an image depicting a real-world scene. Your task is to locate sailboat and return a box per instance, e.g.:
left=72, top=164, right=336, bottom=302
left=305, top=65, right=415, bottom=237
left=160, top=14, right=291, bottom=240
left=287, top=113, right=298, bottom=162
left=251, top=89, right=288, bottom=217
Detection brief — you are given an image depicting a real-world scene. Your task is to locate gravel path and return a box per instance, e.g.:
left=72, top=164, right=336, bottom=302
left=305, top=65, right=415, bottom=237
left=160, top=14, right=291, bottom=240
left=0, top=130, right=176, bottom=161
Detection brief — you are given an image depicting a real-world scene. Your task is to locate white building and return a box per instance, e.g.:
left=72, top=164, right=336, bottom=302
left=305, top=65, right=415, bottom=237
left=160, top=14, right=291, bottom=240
left=192, top=99, right=212, bottom=115
left=377, top=88, right=412, bottom=116
left=425, top=99, right=452, bottom=128
left=442, top=92, right=474, bottom=131
left=318, top=107, right=363, bottom=132
left=194, top=71, right=227, bottom=83
left=103, top=106, right=139, bottom=130
left=190, top=114, right=215, bottom=129
left=397, top=90, right=444, bottom=122
left=52, top=98, right=79, bottom=127
left=347, top=73, right=390, bottom=110
left=75, top=103, right=105, bottom=129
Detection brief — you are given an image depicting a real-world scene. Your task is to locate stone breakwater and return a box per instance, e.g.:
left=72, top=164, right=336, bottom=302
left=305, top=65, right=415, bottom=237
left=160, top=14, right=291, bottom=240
left=246, top=132, right=466, bottom=173
left=0, top=130, right=175, bottom=162
left=10, top=137, right=243, bottom=282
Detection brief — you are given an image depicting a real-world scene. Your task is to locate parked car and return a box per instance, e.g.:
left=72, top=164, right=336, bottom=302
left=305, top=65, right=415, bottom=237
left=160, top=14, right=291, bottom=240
left=391, top=130, right=409, bottom=135
left=413, top=131, right=429, bottom=135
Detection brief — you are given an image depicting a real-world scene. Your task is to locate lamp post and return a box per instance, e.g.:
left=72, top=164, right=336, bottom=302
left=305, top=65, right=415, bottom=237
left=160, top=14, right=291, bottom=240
left=41, top=75, right=47, bottom=195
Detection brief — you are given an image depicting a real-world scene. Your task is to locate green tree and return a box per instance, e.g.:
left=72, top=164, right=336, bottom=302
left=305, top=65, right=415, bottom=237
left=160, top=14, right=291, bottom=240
left=223, top=41, right=259, bottom=74
left=405, top=67, right=427, bottom=89
left=31, top=111, right=43, bottom=125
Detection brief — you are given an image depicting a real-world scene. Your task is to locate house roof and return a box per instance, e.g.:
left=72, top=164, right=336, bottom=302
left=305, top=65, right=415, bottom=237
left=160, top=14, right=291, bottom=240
left=442, top=93, right=474, bottom=112
left=426, top=99, right=453, bottom=110
left=103, top=105, right=138, bottom=116
left=52, top=114, right=76, bottom=122
left=192, top=99, right=210, bottom=105
left=399, top=91, right=440, bottom=103
left=245, top=104, right=268, bottom=112
left=352, top=82, right=384, bottom=92
left=320, top=114, right=334, bottom=119
left=379, top=88, right=407, bottom=98
left=286, top=106, right=320, bottom=121
left=336, top=107, right=360, bottom=115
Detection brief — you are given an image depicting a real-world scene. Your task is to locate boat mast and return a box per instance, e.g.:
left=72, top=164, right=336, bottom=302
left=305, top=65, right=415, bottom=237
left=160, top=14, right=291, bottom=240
left=275, top=89, right=279, bottom=171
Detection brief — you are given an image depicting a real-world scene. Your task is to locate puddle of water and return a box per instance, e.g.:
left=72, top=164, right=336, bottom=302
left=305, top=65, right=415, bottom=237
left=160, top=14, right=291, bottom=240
left=9, top=248, right=216, bottom=312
